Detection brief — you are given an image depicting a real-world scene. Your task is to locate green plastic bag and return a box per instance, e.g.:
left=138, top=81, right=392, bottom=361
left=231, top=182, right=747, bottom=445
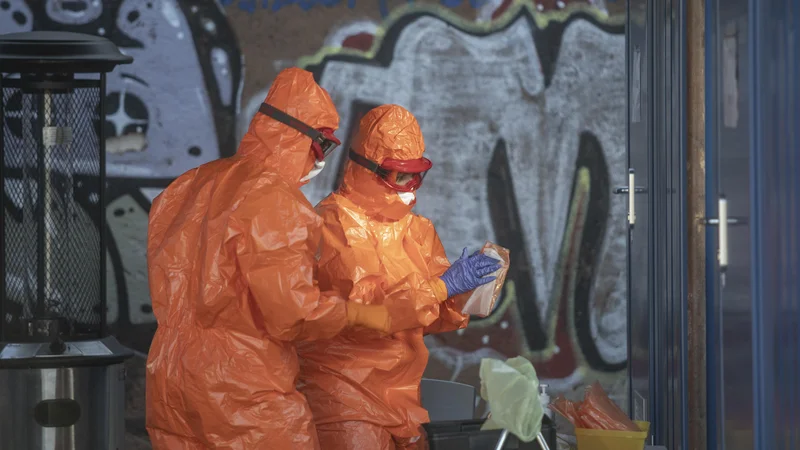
left=479, top=356, right=544, bottom=443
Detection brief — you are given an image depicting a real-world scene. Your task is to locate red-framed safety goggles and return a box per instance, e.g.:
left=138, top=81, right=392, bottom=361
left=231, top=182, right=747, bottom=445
left=259, top=102, right=341, bottom=161
left=349, top=149, right=432, bottom=192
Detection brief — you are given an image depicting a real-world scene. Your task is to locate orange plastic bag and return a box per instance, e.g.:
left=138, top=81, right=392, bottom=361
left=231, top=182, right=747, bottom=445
left=579, top=382, right=639, bottom=432
left=550, top=395, right=584, bottom=428
left=461, top=242, right=510, bottom=317
left=550, top=383, right=639, bottom=432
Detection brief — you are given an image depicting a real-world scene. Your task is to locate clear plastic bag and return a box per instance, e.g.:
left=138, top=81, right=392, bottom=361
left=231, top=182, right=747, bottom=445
left=461, top=242, right=510, bottom=317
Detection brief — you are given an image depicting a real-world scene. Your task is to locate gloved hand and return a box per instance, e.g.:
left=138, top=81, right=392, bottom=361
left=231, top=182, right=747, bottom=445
left=439, top=248, right=502, bottom=297
left=345, top=303, right=391, bottom=333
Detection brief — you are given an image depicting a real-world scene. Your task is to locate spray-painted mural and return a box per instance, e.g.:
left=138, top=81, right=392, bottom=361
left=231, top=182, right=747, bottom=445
left=293, top=7, right=628, bottom=396
left=1, top=0, right=626, bottom=445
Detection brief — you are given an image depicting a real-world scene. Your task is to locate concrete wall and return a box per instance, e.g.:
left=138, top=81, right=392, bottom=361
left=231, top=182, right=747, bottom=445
left=1, top=0, right=628, bottom=443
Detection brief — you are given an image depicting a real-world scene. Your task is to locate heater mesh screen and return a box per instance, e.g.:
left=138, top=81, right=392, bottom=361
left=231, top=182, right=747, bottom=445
left=2, top=84, right=104, bottom=339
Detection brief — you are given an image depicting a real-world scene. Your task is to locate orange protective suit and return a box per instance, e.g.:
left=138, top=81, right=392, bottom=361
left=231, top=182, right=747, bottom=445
left=297, top=105, right=470, bottom=450
left=145, top=68, right=357, bottom=450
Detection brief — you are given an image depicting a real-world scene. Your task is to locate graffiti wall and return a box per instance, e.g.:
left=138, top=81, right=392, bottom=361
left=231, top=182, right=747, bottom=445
left=294, top=5, right=628, bottom=397
left=1, top=0, right=626, bottom=444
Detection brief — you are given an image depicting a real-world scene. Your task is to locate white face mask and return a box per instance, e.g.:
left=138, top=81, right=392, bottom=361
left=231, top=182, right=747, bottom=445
left=397, top=191, right=416, bottom=205
left=299, top=160, right=325, bottom=182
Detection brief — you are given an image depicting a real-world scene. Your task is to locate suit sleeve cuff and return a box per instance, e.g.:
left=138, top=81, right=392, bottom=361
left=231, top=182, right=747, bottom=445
left=431, top=277, right=449, bottom=302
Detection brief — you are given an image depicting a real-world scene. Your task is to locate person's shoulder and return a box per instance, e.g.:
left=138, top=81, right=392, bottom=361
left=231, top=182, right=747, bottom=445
left=315, top=192, right=345, bottom=218
left=150, top=161, right=215, bottom=216
left=316, top=192, right=370, bottom=230
left=410, top=213, right=436, bottom=232
left=156, top=158, right=233, bottom=200
left=265, top=178, right=314, bottom=210
left=235, top=174, right=317, bottom=225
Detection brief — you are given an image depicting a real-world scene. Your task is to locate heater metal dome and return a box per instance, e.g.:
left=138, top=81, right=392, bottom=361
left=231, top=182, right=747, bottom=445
left=0, top=31, right=133, bottom=73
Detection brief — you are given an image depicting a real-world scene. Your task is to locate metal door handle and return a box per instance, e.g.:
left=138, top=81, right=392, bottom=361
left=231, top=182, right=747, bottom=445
left=718, top=197, right=730, bottom=270
left=612, top=169, right=647, bottom=227
left=702, top=196, right=747, bottom=273
left=613, top=187, right=649, bottom=194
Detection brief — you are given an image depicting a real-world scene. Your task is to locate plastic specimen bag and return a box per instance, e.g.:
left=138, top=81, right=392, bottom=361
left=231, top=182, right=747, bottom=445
left=461, top=242, right=510, bottom=317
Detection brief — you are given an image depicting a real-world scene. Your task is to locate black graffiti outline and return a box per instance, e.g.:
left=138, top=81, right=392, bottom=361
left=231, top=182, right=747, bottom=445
left=487, top=139, right=547, bottom=346
left=572, top=131, right=625, bottom=373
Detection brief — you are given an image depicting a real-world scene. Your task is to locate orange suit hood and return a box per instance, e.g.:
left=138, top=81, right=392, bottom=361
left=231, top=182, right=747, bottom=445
left=340, top=104, right=424, bottom=220
left=238, top=67, right=339, bottom=186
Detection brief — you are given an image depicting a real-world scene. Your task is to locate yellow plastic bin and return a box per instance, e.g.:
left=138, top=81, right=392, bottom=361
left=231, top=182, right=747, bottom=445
left=575, top=421, right=650, bottom=450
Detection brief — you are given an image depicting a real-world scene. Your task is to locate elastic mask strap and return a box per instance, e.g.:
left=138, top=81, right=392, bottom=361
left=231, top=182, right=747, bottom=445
left=259, top=102, right=324, bottom=143
left=349, top=149, right=390, bottom=178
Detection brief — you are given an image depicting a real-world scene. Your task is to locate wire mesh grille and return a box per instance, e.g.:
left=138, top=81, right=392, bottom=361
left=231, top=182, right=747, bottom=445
left=2, top=83, right=103, bottom=339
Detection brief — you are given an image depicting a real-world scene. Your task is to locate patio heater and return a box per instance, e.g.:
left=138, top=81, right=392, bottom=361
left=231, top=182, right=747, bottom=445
left=0, top=32, right=133, bottom=449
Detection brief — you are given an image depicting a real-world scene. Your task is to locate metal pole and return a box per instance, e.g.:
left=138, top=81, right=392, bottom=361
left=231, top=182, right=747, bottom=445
left=0, top=75, right=5, bottom=340
left=43, top=90, right=53, bottom=313
left=99, top=73, right=106, bottom=338
left=494, top=430, right=551, bottom=450
left=36, top=89, right=46, bottom=319
left=535, top=432, right=551, bottom=450
left=493, top=429, right=509, bottom=450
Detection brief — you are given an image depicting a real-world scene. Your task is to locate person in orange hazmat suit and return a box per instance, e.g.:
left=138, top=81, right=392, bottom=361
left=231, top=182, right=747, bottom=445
left=297, top=104, right=502, bottom=450
left=145, top=68, right=392, bottom=450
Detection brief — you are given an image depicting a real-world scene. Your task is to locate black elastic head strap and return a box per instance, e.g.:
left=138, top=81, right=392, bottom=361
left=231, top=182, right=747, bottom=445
left=259, top=102, right=325, bottom=144
left=349, top=149, right=390, bottom=178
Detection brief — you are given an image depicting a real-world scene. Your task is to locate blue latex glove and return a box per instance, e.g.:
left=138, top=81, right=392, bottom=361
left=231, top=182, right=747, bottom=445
left=439, top=248, right=503, bottom=297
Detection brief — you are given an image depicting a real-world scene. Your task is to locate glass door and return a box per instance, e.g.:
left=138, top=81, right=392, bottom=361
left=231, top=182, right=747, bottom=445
left=626, top=0, right=652, bottom=429
left=704, top=0, right=754, bottom=448
left=627, top=0, right=688, bottom=448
